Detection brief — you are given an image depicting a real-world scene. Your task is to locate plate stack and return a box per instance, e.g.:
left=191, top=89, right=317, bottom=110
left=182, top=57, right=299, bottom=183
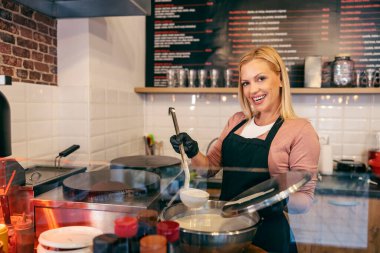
left=37, top=226, right=102, bottom=253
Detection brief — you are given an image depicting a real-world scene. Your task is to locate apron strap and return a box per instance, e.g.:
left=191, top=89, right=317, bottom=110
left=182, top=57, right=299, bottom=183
left=264, top=116, right=284, bottom=146
left=228, top=119, right=247, bottom=136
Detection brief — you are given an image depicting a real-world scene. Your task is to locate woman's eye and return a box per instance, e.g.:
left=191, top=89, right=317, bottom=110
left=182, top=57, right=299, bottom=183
left=257, top=76, right=266, bottom=82
left=241, top=81, right=249, bottom=87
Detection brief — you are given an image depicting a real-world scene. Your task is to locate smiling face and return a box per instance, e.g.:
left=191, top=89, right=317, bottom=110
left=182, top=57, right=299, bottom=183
left=240, top=59, right=282, bottom=124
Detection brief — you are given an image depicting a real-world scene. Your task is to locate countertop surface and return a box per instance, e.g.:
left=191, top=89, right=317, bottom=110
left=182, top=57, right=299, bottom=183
left=315, top=172, right=380, bottom=198
left=202, top=171, right=380, bottom=198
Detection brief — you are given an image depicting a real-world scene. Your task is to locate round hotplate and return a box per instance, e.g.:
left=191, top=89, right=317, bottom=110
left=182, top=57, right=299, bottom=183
left=110, top=155, right=181, bottom=169
left=62, top=169, right=160, bottom=203
left=110, top=155, right=181, bottom=177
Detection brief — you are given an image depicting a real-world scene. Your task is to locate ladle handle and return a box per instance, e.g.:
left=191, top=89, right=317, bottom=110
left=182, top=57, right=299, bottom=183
left=169, top=107, right=190, bottom=189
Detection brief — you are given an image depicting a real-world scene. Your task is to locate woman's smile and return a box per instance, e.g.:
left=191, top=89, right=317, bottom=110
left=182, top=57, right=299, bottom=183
left=252, top=94, right=267, bottom=104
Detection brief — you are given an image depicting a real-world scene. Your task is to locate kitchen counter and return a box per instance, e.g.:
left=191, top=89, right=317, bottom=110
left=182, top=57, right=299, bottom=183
left=201, top=172, right=380, bottom=199
left=29, top=169, right=380, bottom=253
left=315, top=172, right=380, bottom=198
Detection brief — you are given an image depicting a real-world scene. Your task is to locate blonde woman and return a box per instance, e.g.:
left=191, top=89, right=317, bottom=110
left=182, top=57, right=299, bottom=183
left=170, top=46, right=320, bottom=252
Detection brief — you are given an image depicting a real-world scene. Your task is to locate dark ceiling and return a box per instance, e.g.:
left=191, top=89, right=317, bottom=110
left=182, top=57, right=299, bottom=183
left=13, top=0, right=151, bottom=18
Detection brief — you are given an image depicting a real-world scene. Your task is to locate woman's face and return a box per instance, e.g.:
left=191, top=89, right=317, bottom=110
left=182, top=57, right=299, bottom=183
left=240, top=59, right=282, bottom=120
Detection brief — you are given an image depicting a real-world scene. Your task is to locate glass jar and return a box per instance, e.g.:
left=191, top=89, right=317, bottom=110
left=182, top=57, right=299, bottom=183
left=140, top=235, right=167, bottom=253
left=333, top=54, right=354, bottom=87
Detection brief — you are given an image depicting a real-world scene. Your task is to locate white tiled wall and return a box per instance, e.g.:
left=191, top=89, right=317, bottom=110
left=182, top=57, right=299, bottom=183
left=144, top=93, right=380, bottom=164
left=1, top=83, right=53, bottom=163
left=87, top=17, right=146, bottom=164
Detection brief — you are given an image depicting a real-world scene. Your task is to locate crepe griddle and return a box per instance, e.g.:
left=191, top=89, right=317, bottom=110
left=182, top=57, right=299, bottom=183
left=62, top=169, right=160, bottom=203
left=110, top=155, right=181, bottom=177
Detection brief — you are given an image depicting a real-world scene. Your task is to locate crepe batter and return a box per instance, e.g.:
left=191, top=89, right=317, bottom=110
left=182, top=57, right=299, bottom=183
left=175, top=213, right=252, bottom=232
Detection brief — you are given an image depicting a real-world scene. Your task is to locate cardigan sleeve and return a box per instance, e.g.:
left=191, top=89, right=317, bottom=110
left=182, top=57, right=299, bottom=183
left=287, top=121, right=320, bottom=213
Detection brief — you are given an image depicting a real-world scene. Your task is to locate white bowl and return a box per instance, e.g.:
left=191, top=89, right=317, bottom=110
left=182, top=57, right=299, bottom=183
left=180, top=188, right=210, bottom=209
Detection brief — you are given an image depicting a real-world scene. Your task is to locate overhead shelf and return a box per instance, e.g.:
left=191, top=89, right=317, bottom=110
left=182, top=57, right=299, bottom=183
left=134, top=87, right=380, bottom=94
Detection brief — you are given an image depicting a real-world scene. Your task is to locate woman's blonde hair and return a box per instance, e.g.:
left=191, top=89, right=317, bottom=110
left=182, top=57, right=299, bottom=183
left=238, top=45, right=297, bottom=120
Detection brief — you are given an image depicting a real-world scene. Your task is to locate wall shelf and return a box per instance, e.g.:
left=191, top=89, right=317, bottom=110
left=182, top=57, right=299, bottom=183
left=134, top=87, right=380, bottom=94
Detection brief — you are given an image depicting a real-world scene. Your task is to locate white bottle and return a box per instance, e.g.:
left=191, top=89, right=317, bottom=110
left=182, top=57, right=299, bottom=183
left=318, top=135, right=333, bottom=175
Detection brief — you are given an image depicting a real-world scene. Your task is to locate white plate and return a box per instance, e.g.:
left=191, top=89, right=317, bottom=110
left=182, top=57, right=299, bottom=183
left=37, top=244, right=92, bottom=253
left=38, top=226, right=102, bottom=249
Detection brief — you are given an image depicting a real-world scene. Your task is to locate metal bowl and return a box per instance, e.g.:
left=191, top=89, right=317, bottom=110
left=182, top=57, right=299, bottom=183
left=160, top=200, right=260, bottom=253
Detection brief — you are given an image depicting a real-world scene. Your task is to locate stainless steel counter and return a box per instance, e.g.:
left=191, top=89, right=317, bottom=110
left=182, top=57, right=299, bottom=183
left=32, top=167, right=184, bottom=237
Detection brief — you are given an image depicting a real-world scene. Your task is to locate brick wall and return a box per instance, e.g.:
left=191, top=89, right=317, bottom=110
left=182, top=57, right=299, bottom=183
left=0, top=0, right=57, bottom=85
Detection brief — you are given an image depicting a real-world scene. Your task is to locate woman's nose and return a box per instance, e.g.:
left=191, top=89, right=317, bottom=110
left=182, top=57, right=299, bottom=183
left=249, top=82, right=259, bottom=94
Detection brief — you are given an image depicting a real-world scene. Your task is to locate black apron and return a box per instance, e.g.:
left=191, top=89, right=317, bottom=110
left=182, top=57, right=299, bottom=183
left=220, top=117, right=297, bottom=253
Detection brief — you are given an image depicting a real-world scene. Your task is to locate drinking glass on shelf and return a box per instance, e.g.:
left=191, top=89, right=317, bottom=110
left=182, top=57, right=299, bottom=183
left=224, top=69, right=233, bottom=87
left=166, top=69, right=176, bottom=87
left=176, top=69, right=187, bottom=87
left=365, top=68, right=376, bottom=87
left=211, top=69, right=219, bottom=88
left=198, top=69, right=207, bottom=88
left=187, top=69, right=197, bottom=88
left=354, top=70, right=362, bottom=87
left=374, top=69, right=380, bottom=87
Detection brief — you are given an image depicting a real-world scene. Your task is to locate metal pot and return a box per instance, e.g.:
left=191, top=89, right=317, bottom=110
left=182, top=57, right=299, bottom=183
left=160, top=200, right=260, bottom=253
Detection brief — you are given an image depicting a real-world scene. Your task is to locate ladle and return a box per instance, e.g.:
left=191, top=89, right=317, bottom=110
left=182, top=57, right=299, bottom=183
left=168, top=107, right=209, bottom=208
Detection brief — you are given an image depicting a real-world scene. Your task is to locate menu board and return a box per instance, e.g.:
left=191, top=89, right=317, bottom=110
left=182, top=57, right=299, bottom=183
left=146, top=0, right=380, bottom=87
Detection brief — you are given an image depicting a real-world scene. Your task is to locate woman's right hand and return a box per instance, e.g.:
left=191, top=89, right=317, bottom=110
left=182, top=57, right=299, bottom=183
left=170, top=132, right=199, bottom=158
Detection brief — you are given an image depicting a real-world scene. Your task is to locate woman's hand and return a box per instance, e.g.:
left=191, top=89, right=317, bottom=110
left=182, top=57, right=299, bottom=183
left=170, top=132, right=199, bottom=158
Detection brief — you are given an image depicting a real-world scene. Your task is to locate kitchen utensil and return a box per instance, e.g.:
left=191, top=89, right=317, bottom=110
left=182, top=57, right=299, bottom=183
left=110, top=155, right=181, bottom=178
left=0, top=170, right=16, bottom=225
left=178, top=188, right=209, bottom=209
left=62, top=169, right=161, bottom=203
left=335, top=159, right=367, bottom=173
left=25, top=165, right=86, bottom=196
left=160, top=171, right=311, bottom=252
left=160, top=200, right=260, bottom=253
left=55, top=145, right=80, bottom=168
left=222, top=171, right=312, bottom=217
left=14, top=213, right=34, bottom=253
left=168, top=107, right=209, bottom=208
